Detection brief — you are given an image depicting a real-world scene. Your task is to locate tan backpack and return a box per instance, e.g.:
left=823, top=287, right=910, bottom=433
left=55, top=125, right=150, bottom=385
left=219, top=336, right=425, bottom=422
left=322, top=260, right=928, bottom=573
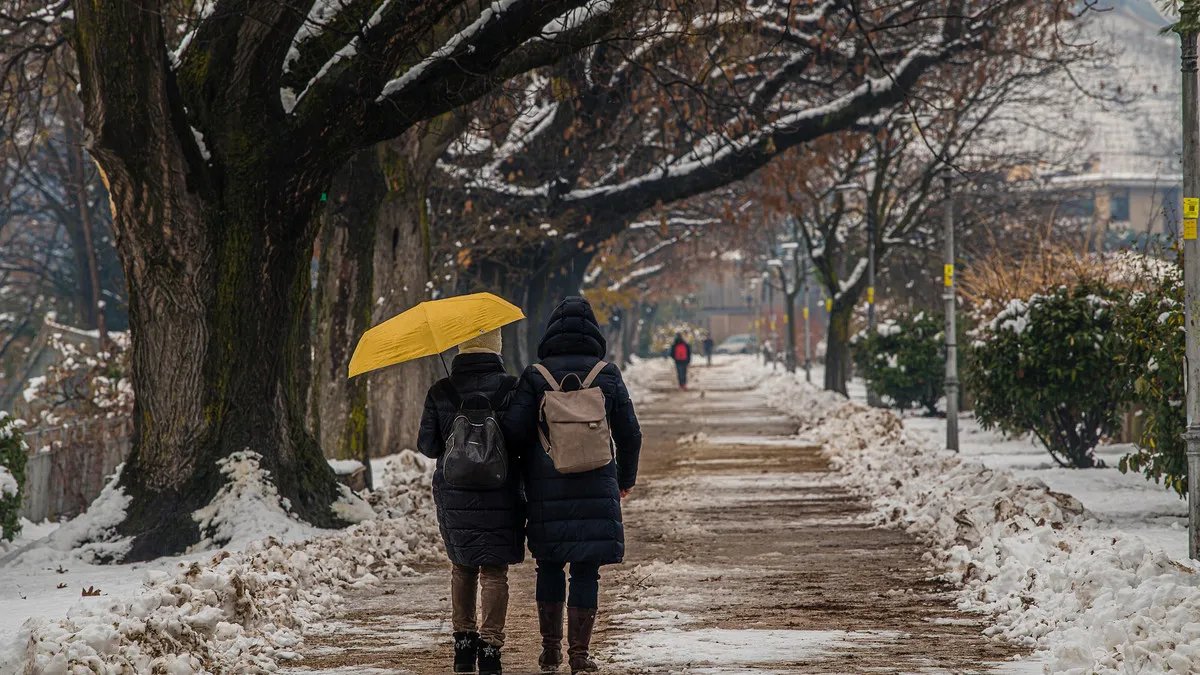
left=531, top=361, right=614, bottom=474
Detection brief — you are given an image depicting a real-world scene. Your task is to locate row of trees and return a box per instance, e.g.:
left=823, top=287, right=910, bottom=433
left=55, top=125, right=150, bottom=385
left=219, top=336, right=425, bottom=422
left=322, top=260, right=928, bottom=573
left=1, top=0, right=1090, bottom=559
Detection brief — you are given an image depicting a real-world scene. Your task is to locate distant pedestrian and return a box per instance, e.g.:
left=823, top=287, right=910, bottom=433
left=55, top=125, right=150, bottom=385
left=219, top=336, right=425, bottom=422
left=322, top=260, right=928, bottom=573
left=701, top=333, right=714, bottom=367
left=762, top=339, right=775, bottom=370
left=671, top=333, right=692, bottom=389
left=503, top=296, right=642, bottom=674
left=417, top=329, right=522, bottom=675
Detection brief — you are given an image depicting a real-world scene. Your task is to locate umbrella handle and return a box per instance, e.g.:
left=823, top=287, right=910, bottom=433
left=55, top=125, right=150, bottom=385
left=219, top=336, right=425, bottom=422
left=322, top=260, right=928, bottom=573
left=438, top=352, right=451, bottom=378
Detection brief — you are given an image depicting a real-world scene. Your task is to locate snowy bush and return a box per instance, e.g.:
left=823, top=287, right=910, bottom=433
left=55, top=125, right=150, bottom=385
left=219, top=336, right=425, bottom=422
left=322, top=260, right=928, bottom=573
left=0, top=411, right=27, bottom=541
left=967, top=283, right=1127, bottom=468
left=851, top=312, right=944, bottom=414
left=20, top=331, right=132, bottom=428
left=1115, top=263, right=1186, bottom=495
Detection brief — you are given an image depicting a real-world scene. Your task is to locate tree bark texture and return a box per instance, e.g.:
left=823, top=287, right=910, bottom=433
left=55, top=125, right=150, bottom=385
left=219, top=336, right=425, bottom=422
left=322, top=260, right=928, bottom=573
left=72, top=1, right=344, bottom=559
left=310, top=150, right=385, bottom=487
left=366, top=132, right=442, bottom=457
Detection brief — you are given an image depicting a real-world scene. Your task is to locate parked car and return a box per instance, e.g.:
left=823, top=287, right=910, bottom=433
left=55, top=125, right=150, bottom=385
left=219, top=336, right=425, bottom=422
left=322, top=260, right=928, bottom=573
left=714, top=333, right=757, bottom=354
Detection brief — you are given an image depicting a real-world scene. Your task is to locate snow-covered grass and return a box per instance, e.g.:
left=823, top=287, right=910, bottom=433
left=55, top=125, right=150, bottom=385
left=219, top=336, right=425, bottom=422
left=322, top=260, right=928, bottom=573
left=0, top=452, right=440, bottom=674
left=903, top=416, right=1188, bottom=562
left=750, top=358, right=1200, bottom=673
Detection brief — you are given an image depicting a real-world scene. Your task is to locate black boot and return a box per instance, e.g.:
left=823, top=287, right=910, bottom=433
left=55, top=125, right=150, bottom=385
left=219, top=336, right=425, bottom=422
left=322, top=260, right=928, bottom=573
left=454, top=631, right=478, bottom=673
left=537, top=602, right=564, bottom=672
left=478, top=643, right=503, bottom=675
left=567, top=607, right=599, bottom=673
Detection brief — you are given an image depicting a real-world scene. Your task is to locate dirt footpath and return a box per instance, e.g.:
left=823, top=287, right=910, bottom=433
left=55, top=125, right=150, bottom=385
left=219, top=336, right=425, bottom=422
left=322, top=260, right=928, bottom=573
left=288, top=359, right=1024, bottom=674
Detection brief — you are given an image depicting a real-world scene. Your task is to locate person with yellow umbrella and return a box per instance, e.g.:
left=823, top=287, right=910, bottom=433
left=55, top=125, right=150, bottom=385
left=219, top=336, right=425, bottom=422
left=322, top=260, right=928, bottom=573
left=349, top=293, right=525, bottom=675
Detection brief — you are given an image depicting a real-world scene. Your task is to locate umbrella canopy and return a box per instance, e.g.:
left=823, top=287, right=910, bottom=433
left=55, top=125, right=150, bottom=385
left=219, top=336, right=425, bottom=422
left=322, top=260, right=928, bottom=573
left=347, top=292, right=524, bottom=378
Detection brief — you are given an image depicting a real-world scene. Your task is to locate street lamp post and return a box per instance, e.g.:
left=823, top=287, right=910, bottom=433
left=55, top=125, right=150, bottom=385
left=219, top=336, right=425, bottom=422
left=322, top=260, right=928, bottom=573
left=1178, top=0, right=1200, bottom=560
left=864, top=197, right=881, bottom=407
left=941, top=169, right=959, bottom=453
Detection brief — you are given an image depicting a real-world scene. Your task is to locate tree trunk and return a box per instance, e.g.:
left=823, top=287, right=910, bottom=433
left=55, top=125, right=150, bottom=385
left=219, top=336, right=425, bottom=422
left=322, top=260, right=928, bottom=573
left=108, top=170, right=344, bottom=560
left=310, top=150, right=385, bottom=487
left=72, top=2, right=344, bottom=560
left=824, top=304, right=853, bottom=395
left=67, top=122, right=106, bottom=342
left=523, top=264, right=553, bottom=361
left=619, top=302, right=639, bottom=367
left=366, top=135, right=438, bottom=457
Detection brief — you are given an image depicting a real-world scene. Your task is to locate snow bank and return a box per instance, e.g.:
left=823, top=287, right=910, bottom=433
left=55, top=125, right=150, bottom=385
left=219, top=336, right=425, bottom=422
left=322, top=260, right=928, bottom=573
left=6, top=466, right=135, bottom=565
left=193, top=451, right=336, bottom=552
left=620, top=356, right=660, bottom=405
left=761, top=371, right=1200, bottom=674
left=0, top=451, right=440, bottom=674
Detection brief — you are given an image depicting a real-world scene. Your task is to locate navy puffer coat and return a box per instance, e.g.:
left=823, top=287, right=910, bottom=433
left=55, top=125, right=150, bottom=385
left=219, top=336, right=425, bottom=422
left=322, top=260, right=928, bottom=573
left=417, top=353, right=525, bottom=568
left=502, top=297, right=642, bottom=565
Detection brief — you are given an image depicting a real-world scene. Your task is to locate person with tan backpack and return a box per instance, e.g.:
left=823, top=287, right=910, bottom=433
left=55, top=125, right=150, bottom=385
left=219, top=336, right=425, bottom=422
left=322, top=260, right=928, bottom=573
left=502, top=297, right=642, bottom=674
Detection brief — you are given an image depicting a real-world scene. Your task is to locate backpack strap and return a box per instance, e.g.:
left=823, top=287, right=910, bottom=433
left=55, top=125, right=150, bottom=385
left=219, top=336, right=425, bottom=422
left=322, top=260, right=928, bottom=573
left=581, top=360, right=609, bottom=388
left=531, top=363, right=561, bottom=392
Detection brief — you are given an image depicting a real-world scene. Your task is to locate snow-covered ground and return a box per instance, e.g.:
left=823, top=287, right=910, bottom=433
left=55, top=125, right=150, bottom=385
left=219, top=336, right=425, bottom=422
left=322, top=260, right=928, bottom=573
left=904, top=417, right=1188, bottom=562
left=3, top=353, right=1196, bottom=673
left=0, top=453, right=440, bottom=674
left=742, top=356, right=1200, bottom=673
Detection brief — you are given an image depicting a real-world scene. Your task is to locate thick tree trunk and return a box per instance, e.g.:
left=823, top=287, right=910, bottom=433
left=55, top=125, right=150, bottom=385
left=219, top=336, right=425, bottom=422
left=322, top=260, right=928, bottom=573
left=522, top=249, right=595, bottom=359
left=366, top=135, right=437, bottom=457
left=824, top=304, right=853, bottom=395
left=72, top=1, right=344, bottom=560
left=109, top=175, right=344, bottom=560
left=310, top=150, right=385, bottom=486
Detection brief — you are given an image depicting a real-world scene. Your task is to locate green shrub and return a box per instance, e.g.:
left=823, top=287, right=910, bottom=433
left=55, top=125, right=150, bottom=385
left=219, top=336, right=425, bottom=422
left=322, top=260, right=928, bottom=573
left=1116, top=265, right=1186, bottom=495
left=851, top=312, right=945, bottom=414
left=0, top=411, right=26, bottom=541
left=966, top=283, right=1126, bottom=468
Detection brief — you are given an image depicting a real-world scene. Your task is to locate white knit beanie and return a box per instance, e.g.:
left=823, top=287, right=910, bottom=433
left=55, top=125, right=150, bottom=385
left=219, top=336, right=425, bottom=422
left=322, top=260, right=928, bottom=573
left=458, top=328, right=503, bottom=355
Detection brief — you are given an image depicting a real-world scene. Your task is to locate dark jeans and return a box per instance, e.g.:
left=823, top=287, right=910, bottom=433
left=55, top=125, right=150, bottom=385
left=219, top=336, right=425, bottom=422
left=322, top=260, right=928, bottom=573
left=674, top=361, right=688, bottom=387
left=536, top=560, right=601, bottom=609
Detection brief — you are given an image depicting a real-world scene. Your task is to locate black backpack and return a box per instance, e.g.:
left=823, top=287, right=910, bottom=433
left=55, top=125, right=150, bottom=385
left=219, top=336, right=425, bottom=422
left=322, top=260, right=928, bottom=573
left=441, top=381, right=513, bottom=490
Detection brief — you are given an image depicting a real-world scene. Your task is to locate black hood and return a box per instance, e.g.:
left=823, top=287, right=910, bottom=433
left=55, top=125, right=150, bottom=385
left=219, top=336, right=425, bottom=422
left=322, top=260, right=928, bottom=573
left=537, top=296, right=607, bottom=359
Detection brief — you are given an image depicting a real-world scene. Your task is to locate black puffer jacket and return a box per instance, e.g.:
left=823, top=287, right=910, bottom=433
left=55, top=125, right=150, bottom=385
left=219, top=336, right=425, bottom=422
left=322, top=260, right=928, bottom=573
left=417, top=353, right=524, bottom=567
left=502, top=297, right=642, bottom=565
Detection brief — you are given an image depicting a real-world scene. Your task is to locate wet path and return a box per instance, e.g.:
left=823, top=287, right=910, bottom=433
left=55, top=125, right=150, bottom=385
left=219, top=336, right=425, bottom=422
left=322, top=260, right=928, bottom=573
left=287, top=359, right=1024, bottom=674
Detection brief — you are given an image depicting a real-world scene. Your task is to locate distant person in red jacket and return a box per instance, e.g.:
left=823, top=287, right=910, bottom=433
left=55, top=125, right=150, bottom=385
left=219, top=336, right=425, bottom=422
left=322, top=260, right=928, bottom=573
left=671, top=333, right=692, bottom=390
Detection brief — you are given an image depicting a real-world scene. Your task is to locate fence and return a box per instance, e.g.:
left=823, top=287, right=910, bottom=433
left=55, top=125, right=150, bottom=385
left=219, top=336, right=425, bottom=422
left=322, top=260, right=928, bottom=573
left=20, top=417, right=132, bottom=522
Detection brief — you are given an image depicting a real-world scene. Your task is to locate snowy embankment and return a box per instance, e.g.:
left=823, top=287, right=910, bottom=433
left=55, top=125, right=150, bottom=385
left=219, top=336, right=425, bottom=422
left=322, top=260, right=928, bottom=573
left=0, top=452, right=440, bottom=674
left=757, top=363, right=1200, bottom=673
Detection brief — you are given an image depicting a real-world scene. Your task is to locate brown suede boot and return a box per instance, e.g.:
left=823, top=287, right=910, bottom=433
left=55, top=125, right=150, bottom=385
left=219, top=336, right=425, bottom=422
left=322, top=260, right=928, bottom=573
left=567, top=607, right=599, bottom=673
left=537, top=602, right=564, bottom=672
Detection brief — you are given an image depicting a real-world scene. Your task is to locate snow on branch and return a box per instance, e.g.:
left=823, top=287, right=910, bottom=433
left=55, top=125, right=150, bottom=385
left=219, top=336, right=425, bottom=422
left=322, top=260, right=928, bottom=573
left=376, top=0, right=522, bottom=103
left=608, top=263, right=665, bottom=291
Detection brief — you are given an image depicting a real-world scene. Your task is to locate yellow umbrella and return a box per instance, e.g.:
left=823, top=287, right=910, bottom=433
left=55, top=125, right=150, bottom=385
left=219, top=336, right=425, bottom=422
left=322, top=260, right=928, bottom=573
left=348, top=292, right=524, bottom=378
